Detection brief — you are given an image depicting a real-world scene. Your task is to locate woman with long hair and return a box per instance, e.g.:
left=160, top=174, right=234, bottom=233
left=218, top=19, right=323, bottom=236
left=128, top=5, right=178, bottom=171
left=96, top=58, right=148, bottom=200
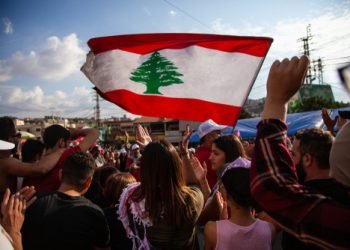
left=196, top=134, right=247, bottom=226
left=118, top=125, right=204, bottom=250
left=209, top=135, right=246, bottom=178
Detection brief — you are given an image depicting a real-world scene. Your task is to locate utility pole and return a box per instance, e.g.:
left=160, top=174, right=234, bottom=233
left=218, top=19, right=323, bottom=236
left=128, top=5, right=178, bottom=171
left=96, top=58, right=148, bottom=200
left=316, top=57, right=324, bottom=84
left=298, top=24, right=316, bottom=84
left=94, top=90, right=101, bottom=127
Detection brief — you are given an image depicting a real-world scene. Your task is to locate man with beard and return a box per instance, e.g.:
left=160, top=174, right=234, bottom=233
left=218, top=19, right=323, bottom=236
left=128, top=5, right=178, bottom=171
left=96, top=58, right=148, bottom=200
left=283, top=128, right=350, bottom=249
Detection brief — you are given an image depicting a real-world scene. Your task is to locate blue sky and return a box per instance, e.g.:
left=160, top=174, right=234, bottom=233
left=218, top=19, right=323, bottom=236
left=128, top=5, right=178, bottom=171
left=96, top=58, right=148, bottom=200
left=0, top=0, right=349, bottom=118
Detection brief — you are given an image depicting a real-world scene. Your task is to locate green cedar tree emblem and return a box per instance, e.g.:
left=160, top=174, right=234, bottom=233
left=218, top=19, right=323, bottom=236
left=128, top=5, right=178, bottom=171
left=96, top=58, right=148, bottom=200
left=130, top=51, right=184, bottom=95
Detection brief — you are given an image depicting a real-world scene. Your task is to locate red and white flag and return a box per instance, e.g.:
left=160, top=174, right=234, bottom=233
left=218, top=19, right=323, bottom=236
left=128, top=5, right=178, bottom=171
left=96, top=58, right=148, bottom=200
left=81, top=33, right=272, bottom=126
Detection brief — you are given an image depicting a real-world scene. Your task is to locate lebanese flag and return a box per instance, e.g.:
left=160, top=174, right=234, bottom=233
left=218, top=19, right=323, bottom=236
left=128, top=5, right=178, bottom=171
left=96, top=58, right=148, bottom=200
left=81, top=33, right=272, bottom=126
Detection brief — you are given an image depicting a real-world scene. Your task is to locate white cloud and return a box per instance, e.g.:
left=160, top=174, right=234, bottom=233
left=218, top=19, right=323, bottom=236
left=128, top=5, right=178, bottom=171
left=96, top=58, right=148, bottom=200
left=169, top=10, right=177, bottom=17
left=2, top=18, right=13, bottom=35
left=210, top=9, right=350, bottom=102
left=0, top=84, right=137, bottom=118
left=0, top=85, right=94, bottom=117
left=210, top=9, right=350, bottom=57
left=73, top=86, right=91, bottom=97
left=0, top=60, right=12, bottom=81
left=0, top=33, right=85, bottom=82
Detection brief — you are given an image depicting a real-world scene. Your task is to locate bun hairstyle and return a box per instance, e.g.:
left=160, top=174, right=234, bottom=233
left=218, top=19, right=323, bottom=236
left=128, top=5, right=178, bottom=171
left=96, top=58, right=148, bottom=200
left=221, top=167, right=251, bottom=208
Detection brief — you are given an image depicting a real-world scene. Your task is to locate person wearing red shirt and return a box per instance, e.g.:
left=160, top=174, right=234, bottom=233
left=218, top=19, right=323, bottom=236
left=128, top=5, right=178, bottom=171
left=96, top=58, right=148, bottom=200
left=195, top=119, right=226, bottom=189
left=23, top=125, right=99, bottom=193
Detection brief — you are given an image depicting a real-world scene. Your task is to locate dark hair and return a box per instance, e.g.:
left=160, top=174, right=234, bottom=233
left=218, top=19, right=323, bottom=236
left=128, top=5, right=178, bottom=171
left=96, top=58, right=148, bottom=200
left=103, top=172, right=136, bottom=206
left=21, top=139, right=44, bottom=163
left=43, top=125, right=70, bottom=149
left=294, top=128, right=334, bottom=169
left=61, top=152, right=96, bottom=187
left=213, top=135, right=246, bottom=163
left=134, top=140, right=195, bottom=225
left=98, top=166, right=118, bottom=188
left=0, top=117, right=16, bottom=141
left=221, top=167, right=251, bottom=208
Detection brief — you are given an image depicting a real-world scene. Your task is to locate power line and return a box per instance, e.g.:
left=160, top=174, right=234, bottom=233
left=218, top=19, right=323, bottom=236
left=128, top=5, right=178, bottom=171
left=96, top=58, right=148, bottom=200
left=323, top=61, right=350, bottom=67
left=161, top=0, right=215, bottom=32
left=323, top=56, right=350, bottom=61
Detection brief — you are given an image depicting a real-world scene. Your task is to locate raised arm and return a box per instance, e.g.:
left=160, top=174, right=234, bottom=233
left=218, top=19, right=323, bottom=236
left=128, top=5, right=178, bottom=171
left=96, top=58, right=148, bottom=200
left=191, top=157, right=211, bottom=201
left=261, top=56, right=308, bottom=121
left=135, top=124, right=152, bottom=150
left=69, top=127, right=99, bottom=152
left=2, top=148, right=65, bottom=177
left=250, top=56, right=350, bottom=249
left=179, top=125, right=196, bottom=185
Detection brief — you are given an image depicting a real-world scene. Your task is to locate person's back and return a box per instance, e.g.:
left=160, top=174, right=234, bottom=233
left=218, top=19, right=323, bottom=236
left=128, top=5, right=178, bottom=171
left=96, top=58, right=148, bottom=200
left=216, top=219, right=271, bottom=250
left=22, top=191, right=109, bottom=250
left=103, top=172, right=135, bottom=250
left=118, top=133, right=204, bottom=250
left=122, top=184, right=203, bottom=250
left=22, top=151, right=110, bottom=250
left=145, top=185, right=203, bottom=249
left=205, top=161, right=274, bottom=250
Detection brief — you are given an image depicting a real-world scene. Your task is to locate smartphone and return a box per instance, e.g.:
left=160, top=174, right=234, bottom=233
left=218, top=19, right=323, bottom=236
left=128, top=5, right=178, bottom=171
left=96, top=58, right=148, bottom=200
left=338, top=110, right=350, bottom=119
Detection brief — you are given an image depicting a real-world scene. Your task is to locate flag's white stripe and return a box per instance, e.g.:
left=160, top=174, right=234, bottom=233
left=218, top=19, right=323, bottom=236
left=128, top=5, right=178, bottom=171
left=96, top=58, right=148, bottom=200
left=91, top=46, right=262, bottom=106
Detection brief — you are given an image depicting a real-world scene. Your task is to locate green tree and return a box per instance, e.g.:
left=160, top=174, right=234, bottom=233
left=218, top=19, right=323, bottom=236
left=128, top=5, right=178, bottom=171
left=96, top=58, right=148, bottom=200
left=289, top=97, right=350, bottom=113
left=238, top=108, right=253, bottom=119
left=130, top=51, right=184, bottom=95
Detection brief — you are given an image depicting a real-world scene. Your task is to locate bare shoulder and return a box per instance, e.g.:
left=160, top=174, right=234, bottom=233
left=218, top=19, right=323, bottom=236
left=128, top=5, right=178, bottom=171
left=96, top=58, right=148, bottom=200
left=204, top=221, right=217, bottom=250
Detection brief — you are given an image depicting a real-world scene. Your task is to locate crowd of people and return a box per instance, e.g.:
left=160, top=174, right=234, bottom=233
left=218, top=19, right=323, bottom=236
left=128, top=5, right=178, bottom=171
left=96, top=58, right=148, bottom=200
left=0, top=55, right=349, bottom=250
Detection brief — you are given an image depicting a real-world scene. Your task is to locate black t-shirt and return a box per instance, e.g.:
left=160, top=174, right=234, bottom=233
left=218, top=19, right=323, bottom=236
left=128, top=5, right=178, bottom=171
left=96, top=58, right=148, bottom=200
left=22, top=191, right=110, bottom=250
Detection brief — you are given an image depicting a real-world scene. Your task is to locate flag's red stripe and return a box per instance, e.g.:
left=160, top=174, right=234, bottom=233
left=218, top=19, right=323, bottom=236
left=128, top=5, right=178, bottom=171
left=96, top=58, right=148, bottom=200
left=88, top=33, right=272, bottom=57
left=101, top=89, right=241, bottom=126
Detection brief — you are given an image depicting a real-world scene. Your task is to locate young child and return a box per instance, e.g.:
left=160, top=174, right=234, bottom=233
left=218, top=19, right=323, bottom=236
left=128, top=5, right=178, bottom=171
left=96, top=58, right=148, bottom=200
left=204, top=157, right=275, bottom=250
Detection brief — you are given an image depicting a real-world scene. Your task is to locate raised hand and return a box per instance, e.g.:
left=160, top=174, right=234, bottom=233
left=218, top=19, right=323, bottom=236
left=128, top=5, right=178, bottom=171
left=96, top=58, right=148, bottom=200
left=179, top=124, right=192, bottom=157
left=1, top=186, right=36, bottom=219
left=321, top=108, right=338, bottom=133
left=124, top=130, right=129, bottom=142
left=191, top=157, right=207, bottom=182
left=216, top=191, right=228, bottom=220
left=135, top=124, right=152, bottom=149
left=18, top=186, right=36, bottom=208
left=263, top=56, right=309, bottom=121
left=266, top=56, right=309, bottom=104
left=1, top=188, right=25, bottom=233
